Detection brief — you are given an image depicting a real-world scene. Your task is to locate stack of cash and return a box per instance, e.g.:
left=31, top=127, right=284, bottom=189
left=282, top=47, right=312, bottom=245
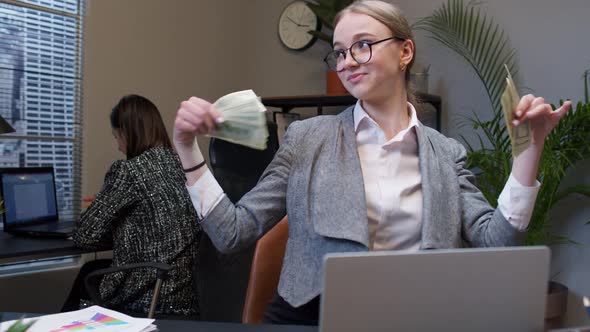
left=208, top=89, right=269, bottom=150
left=501, top=65, right=531, bottom=158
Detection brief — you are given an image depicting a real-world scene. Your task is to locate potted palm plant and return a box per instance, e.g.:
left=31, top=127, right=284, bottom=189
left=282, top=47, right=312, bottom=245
left=304, top=0, right=354, bottom=95
left=414, top=0, right=590, bottom=327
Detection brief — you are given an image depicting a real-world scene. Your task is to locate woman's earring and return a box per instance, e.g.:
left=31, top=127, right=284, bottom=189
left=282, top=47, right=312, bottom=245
left=400, top=62, right=407, bottom=72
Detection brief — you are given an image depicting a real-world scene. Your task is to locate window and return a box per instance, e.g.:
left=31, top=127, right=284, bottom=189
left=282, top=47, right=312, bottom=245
left=0, top=0, right=83, bottom=221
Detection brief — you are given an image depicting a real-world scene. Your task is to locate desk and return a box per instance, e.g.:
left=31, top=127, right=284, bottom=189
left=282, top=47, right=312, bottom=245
left=157, top=320, right=317, bottom=332
left=0, top=232, right=97, bottom=264
left=0, top=313, right=318, bottom=332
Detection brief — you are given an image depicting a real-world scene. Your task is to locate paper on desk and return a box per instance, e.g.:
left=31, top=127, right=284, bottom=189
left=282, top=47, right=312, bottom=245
left=0, top=306, right=155, bottom=332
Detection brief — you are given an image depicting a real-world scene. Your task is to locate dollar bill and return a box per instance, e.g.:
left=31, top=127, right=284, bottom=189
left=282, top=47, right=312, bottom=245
left=207, top=89, right=269, bottom=150
left=501, top=64, right=531, bottom=158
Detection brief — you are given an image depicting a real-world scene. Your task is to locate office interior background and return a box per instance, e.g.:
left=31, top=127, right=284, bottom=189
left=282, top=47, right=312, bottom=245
left=0, top=0, right=588, bottom=327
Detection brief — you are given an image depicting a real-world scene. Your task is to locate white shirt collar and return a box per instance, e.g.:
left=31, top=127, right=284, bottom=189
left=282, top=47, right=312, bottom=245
left=353, top=100, right=420, bottom=142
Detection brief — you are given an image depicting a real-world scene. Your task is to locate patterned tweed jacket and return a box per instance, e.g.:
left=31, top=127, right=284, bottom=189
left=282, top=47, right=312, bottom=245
left=73, top=147, right=201, bottom=317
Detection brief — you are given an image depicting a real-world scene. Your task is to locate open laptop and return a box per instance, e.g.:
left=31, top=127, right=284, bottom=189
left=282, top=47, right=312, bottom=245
left=320, top=246, right=550, bottom=332
left=1, top=167, right=74, bottom=238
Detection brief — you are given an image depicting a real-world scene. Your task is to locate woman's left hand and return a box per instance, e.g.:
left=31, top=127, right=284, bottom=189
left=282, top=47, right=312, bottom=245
left=513, top=94, right=572, bottom=145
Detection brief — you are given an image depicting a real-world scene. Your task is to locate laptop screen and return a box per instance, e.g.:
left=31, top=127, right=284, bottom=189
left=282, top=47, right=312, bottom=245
left=1, top=168, right=58, bottom=227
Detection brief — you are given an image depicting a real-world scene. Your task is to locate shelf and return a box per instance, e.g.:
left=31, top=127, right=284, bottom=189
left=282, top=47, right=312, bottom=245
left=261, top=92, right=442, bottom=131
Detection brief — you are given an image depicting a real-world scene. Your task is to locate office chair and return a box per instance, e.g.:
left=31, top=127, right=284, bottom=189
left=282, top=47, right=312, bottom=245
left=84, top=262, right=172, bottom=319
left=241, top=217, right=289, bottom=324
left=208, top=121, right=279, bottom=202
left=196, top=121, right=280, bottom=322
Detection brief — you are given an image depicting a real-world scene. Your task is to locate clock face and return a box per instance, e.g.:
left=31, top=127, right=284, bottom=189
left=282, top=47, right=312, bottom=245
left=278, top=1, right=320, bottom=51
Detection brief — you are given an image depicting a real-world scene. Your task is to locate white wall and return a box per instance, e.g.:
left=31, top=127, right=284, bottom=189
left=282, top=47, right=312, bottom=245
left=81, top=0, right=344, bottom=195
left=248, top=0, right=330, bottom=96
left=82, top=0, right=254, bottom=195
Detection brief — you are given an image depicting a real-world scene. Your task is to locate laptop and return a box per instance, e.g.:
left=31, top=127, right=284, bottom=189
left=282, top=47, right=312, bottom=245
left=320, top=246, right=550, bottom=332
left=1, top=167, right=74, bottom=238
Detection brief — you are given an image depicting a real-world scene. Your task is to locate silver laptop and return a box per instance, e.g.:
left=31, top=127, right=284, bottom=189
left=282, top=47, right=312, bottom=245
left=0, top=167, right=74, bottom=238
left=320, top=246, right=550, bottom=332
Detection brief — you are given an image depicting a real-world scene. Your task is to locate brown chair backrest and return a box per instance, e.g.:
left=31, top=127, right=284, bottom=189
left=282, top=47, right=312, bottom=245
left=241, top=217, right=289, bottom=324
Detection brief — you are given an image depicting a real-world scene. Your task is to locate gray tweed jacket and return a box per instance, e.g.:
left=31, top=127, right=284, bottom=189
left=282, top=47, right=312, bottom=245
left=74, top=147, right=201, bottom=316
left=201, top=106, right=525, bottom=307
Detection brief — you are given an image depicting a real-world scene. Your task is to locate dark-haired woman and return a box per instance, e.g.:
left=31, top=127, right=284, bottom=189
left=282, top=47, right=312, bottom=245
left=65, top=94, right=200, bottom=318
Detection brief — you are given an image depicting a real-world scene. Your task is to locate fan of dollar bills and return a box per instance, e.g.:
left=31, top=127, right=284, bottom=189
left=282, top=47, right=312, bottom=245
left=501, top=64, right=531, bottom=158
left=207, top=89, right=269, bottom=150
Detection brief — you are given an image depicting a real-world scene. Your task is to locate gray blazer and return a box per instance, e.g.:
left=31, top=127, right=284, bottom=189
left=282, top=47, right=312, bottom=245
left=200, top=106, right=525, bottom=307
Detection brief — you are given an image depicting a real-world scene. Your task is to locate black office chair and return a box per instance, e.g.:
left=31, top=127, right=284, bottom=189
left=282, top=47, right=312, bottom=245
left=84, top=262, right=172, bottom=319
left=196, top=122, right=279, bottom=322
left=209, top=121, right=279, bottom=202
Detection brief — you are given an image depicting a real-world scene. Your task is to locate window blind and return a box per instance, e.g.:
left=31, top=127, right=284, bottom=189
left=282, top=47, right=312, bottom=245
left=0, top=0, right=84, bottom=221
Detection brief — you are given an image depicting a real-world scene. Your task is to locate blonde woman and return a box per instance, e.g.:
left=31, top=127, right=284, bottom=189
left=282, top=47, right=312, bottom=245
left=173, top=0, right=570, bottom=325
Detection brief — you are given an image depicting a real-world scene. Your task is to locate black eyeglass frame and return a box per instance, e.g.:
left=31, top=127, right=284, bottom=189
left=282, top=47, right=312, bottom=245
left=324, top=36, right=406, bottom=72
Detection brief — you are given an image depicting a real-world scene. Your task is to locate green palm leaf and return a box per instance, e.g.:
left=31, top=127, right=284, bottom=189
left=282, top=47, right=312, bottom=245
left=414, top=0, right=518, bottom=199
left=304, top=0, right=355, bottom=43
left=6, top=319, right=36, bottom=332
left=414, top=0, right=518, bottom=120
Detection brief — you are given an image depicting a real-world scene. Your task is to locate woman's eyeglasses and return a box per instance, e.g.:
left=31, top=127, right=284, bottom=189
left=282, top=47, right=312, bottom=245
left=324, top=36, right=405, bottom=72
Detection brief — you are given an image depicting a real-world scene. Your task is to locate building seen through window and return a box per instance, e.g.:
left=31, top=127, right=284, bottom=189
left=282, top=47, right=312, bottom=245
left=0, top=0, right=83, bottom=220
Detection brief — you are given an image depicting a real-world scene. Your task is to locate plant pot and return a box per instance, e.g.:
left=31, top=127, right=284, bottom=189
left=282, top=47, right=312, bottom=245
left=326, top=71, right=348, bottom=95
left=545, top=281, right=568, bottom=330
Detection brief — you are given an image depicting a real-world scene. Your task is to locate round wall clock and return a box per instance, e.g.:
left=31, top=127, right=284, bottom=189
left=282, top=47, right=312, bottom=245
left=278, top=1, right=321, bottom=51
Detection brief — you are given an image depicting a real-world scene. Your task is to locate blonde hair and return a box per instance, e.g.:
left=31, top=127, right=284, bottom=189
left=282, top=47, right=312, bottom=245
left=335, top=0, right=418, bottom=105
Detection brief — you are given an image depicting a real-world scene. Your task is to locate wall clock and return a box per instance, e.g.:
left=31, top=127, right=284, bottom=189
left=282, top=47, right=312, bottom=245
left=278, top=1, right=321, bottom=51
